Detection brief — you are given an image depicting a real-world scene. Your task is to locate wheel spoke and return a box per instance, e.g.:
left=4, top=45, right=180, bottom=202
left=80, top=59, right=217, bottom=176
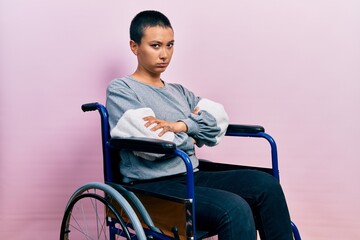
left=60, top=186, right=144, bottom=240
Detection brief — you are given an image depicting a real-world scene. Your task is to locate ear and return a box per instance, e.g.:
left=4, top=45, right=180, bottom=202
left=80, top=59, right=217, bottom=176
left=130, top=40, right=139, bottom=55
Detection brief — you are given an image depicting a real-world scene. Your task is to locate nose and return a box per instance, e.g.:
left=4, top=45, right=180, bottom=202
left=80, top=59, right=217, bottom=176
left=159, top=47, right=168, bottom=60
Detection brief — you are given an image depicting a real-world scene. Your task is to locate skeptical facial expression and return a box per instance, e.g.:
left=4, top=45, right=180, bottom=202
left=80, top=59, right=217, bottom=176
left=131, top=26, right=174, bottom=76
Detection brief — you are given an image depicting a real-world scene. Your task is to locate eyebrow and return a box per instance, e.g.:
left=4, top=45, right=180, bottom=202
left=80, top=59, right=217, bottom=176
left=149, top=40, right=175, bottom=44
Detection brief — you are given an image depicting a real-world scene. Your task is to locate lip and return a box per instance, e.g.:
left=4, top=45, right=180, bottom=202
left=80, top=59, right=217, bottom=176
left=156, top=63, right=169, bottom=68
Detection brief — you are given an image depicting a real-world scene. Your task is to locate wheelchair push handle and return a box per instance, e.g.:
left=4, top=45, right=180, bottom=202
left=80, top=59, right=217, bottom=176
left=81, top=102, right=101, bottom=112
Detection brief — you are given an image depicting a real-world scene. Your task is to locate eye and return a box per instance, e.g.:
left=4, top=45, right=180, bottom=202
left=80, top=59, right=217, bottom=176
left=167, top=42, right=174, bottom=48
left=151, top=44, right=160, bottom=49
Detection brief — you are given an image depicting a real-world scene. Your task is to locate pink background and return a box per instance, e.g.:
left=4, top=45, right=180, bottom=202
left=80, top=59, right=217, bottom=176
left=1, top=0, right=359, bottom=239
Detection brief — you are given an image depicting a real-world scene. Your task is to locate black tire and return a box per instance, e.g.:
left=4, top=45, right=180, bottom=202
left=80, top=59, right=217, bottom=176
left=60, top=182, right=146, bottom=240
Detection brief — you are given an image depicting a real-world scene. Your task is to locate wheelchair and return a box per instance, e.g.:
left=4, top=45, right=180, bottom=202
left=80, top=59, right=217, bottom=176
left=60, top=102, right=301, bottom=240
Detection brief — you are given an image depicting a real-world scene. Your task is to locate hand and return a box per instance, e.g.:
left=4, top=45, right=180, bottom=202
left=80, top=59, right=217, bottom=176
left=143, top=116, right=188, bottom=137
left=192, top=106, right=200, bottom=115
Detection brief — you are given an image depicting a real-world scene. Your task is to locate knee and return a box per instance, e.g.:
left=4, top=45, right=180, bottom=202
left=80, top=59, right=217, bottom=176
left=197, top=191, right=256, bottom=236
left=217, top=194, right=256, bottom=237
left=258, top=173, right=286, bottom=202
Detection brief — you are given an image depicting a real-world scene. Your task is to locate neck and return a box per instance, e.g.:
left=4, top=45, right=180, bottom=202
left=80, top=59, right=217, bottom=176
left=131, top=70, right=164, bottom=87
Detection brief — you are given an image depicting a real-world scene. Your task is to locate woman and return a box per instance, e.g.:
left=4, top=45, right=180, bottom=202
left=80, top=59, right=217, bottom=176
left=106, top=10, right=293, bottom=240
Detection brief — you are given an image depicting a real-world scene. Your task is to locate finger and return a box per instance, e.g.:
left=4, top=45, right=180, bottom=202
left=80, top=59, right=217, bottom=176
left=157, top=128, right=167, bottom=137
left=192, top=107, right=200, bottom=114
left=143, top=117, right=157, bottom=127
left=144, top=121, right=152, bottom=128
left=151, top=123, right=166, bottom=132
left=143, top=116, right=154, bottom=121
left=150, top=124, right=161, bottom=131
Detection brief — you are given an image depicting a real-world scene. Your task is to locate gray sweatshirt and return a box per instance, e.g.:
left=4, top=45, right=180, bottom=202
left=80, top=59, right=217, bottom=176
left=106, top=76, right=229, bottom=181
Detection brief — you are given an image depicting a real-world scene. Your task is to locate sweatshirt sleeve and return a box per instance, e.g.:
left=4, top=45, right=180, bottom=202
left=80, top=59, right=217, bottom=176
left=181, top=98, right=229, bottom=147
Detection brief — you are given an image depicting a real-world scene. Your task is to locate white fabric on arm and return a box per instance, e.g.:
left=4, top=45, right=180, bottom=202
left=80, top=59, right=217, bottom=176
left=110, top=107, right=175, bottom=160
left=196, top=98, right=229, bottom=145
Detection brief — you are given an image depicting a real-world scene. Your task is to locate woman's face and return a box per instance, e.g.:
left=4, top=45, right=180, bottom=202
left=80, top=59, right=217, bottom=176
left=131, top=26, right=174, bottom=77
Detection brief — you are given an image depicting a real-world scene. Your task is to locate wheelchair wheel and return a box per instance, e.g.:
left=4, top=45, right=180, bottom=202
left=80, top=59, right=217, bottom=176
left=60, top=182, right=147, bottom=240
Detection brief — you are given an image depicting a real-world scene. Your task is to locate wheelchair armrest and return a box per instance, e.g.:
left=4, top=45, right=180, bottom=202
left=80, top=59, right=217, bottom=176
left=109, top=137, right=176, bottom=154
left=226, top=124, right=265, bottom=134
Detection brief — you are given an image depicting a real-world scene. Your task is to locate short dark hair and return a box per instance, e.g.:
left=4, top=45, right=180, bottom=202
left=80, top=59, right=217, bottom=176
left=130, top=10, right=173, bottom=44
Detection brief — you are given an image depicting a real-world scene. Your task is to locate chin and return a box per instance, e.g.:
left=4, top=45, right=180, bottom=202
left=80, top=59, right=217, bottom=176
left=154, top=69, right=167, bottom=74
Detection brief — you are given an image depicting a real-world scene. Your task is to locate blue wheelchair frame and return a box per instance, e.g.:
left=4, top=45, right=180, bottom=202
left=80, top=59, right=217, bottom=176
left=80, top=102, right=301, bottom=240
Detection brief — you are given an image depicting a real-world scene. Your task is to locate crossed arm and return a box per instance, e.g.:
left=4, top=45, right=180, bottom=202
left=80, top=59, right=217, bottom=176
left=107, top=80, right=229, bottom=157
left=143, top=107, right=199, bottom=139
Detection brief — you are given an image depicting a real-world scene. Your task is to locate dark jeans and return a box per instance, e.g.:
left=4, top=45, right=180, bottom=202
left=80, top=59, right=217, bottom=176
left=132, top=169, right=293, bottom=240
